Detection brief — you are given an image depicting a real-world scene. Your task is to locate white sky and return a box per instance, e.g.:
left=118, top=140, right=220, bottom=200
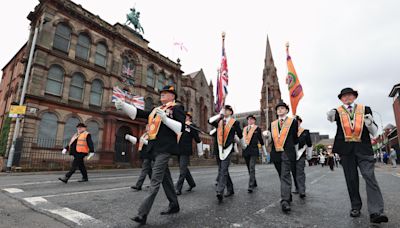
left=1, top=0, right=399, bottom=137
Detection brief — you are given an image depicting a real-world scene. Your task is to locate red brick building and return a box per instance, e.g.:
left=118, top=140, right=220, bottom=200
left=0, top=0, right=214, bottom=169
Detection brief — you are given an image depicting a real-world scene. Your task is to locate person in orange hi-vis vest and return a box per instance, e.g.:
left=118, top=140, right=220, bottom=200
left=115, top=85, right=185, bottom=225
left=263, top=101, right=299, bottom=213
left=58, top=123, right=94, bottom=183
left=327, top=87, right=388, bottom=224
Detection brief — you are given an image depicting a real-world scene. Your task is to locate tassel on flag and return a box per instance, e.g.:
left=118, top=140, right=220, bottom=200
left=286, top=43, right=304, bottom=115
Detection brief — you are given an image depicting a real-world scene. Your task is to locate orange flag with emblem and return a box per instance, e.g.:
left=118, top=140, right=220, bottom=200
left=285, top=43, right=304, bottom=115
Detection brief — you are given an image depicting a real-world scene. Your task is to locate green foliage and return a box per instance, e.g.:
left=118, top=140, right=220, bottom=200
left=314, top=144, right=327, bottom=153
left=0, top=117, right=11, bottom=157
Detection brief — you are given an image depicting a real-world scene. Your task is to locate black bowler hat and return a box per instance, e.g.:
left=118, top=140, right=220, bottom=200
left=338, top=87, right=358, bottom=99
left=224, top=105, right=234, bottom=114
left=275, top=101, right=290, bottom=112
left=76, top=123, right=87, bottom=128
left=296, top=115, right=303, bottom=122
left=247, top=115, right=256, bottom=120
left=160, top=85, right=177, bottom=97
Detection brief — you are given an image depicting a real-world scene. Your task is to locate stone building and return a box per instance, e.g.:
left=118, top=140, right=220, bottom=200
left=260, top=37, right=282, bottom=130
left=0, top=0, right=214, bottom=169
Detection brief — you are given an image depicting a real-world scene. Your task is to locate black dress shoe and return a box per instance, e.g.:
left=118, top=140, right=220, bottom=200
left=216, top=193, right=223, bottom=202
left=187, top=185, right=196, bottom=192
left=300, top=193, right=306, bottom=199
left=131, top=215, right=147, bottom=225
left=78, top=178, right=88, bottom=182
left=281, top=201, right=291, bottom=212
left=224, top=192, right=234, bottom=197
left=370, top=213, right=388, bottom=224
left=58, top=177, right=68, bottom=184
left=350, top=209, right=361, bottom=217
left=160, top=207, right=180, bottom=215
left=248, top=188, right=253, bottom=193
left=176, top=190, right=182, bottom=195
left=292, top=190, right=299, bottom=194
left=131, top=186, right=142, bottom=191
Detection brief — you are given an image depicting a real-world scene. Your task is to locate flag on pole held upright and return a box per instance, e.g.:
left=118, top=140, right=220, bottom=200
left=285, top=43, right=304, bottom=115
left=215, top=32, right=229, bottom=112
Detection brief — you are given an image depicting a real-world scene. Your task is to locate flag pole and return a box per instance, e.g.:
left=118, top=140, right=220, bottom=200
left=221, top=32, right=226, bottom=107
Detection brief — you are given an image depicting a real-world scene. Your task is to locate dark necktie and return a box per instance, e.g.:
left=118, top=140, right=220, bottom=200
left=347, top=105, right=352, bottom=113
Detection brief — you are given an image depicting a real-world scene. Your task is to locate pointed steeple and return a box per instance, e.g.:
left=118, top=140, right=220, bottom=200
left=264, top=36, right=274, bottom=69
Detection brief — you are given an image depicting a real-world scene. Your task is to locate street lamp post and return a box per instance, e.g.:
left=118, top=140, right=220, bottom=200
left=6, top=18, right=49, bottom=171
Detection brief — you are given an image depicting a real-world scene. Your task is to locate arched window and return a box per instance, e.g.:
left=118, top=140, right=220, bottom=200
left=37, top=113, right=58, bottom=147
left=90, top=79, right=103, bottom=106
left=157, top=72, right=165, bottom=91
left=75, top=33, right=90, bottom=60
left=87, top=121, right=100, bottom=150
left=121, top=56, right=135, bottom=85
left=69, top=72, right=85, bottom=101
left=168, top=77, right=176, bottom=88
left=95, top=42, right=107, bottom=67
left=45, top=65, right=64, bottom=96
left=63, top=117, right=80, bottom=146
left=145, top=97, right=153, bottom=111
left=146, top=67, right=155, bottom=87
left=53, top=23, right=71, bottom=53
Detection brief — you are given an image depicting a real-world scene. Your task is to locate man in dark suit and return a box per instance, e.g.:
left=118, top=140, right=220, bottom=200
left=327, top=87, right=388, bottom=224
left=115, top=85, right=185, bottom=225
left=175, top=112, right=203, bottom=195
left=294, top=116, right=312, bottom=199
left=263, top=101, right=298, bottom=212
left=242, top=115, right=267, bottom=193
left=208, top=105, right=244, bottom=202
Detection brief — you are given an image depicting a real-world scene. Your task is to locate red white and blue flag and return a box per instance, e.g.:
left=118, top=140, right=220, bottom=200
left=215, top=34, right=228, bottom=112
left=112, top=86, right=144, bottom=110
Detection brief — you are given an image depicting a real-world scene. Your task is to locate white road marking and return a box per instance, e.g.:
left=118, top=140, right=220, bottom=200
left=36, top=186, right=131, bottom=198
left=0, top=175, right=139, bottom=187
left=47, top=207, right=99, bottom=226
left=2, top=188, right=24, bottom=193
left=391, top=173, right=400, bottom=178
left=255, top=200, right=281, bottom=215
left=311, top=175, right=326, bottom=185
left=24, top=197, right=48, bottom=206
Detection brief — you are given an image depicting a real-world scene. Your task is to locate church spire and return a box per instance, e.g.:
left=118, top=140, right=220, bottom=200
left=264, top=36, right=274, bottom=69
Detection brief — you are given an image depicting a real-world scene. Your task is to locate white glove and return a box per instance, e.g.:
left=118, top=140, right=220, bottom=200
left=156, top=108, right=167, bottom=122
left=87, top=152, right=94, bottom=160
left=263, top=130, right=272, bottom=143
left=209, top=128, right=217, bottom=136
left=219, top=108, right=225, bottom=116
left=114, top=98, right=124, bottom=110
left=208, top=114, right=222, bottom=124
left=125, top=134, right=137, bottom=144
left=262, top=145, right=267, bottom=157
left=241, top=138, right=247, bottom=150
left=140, top=136, right=148, bottom=145
left=197, top=142, right=204, bottom=157
left=364, top=114, right=374, bottom=126
left=61, top=148, right=67, bottom=155
left=327, top=109, right=336, bottom=122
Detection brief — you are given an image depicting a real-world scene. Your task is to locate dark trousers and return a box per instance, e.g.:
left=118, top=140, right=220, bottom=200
left=290, top=160, right=299, bottom=191
left=280, top=152, right=293, bottom=202
left=66, top=154, right=87, bottom=179
left=341, top=151, right=384, bottom=215
left=215, top=155, right=221, bottom=183
left=216, top=154, right=234, bottom=194
left=135, top=158, right=153, bottom=188
left=244, top=155, right=258, bottom=189
left=138, top=153, right=179, bottom=216
left=295, top=157, right=306, bottom=194
left=176, top=155, right=196, bottom=191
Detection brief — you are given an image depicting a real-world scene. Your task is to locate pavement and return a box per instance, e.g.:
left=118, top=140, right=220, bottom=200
left=0, top=163, right=399, bottom=228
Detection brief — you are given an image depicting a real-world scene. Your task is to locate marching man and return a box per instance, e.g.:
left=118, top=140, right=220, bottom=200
left=115, top=85, right=185, bottom=225
left=327, top=87, right=388, bottom=224
left=126, top=126, right=153, bottom=191
left=294, top=115, right=312, bottom=198
left=263, top=101, right=299, bottom=212
left=242, top=114, right=267, bottom=193
left=175, top=112, right=203, bottom=195
left=208, top=105, right=244, bottom=202
left=58, top=123, right=95, bottom=183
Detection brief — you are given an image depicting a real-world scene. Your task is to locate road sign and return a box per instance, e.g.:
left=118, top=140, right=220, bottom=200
left=9, top=105, right=27, bottom=118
